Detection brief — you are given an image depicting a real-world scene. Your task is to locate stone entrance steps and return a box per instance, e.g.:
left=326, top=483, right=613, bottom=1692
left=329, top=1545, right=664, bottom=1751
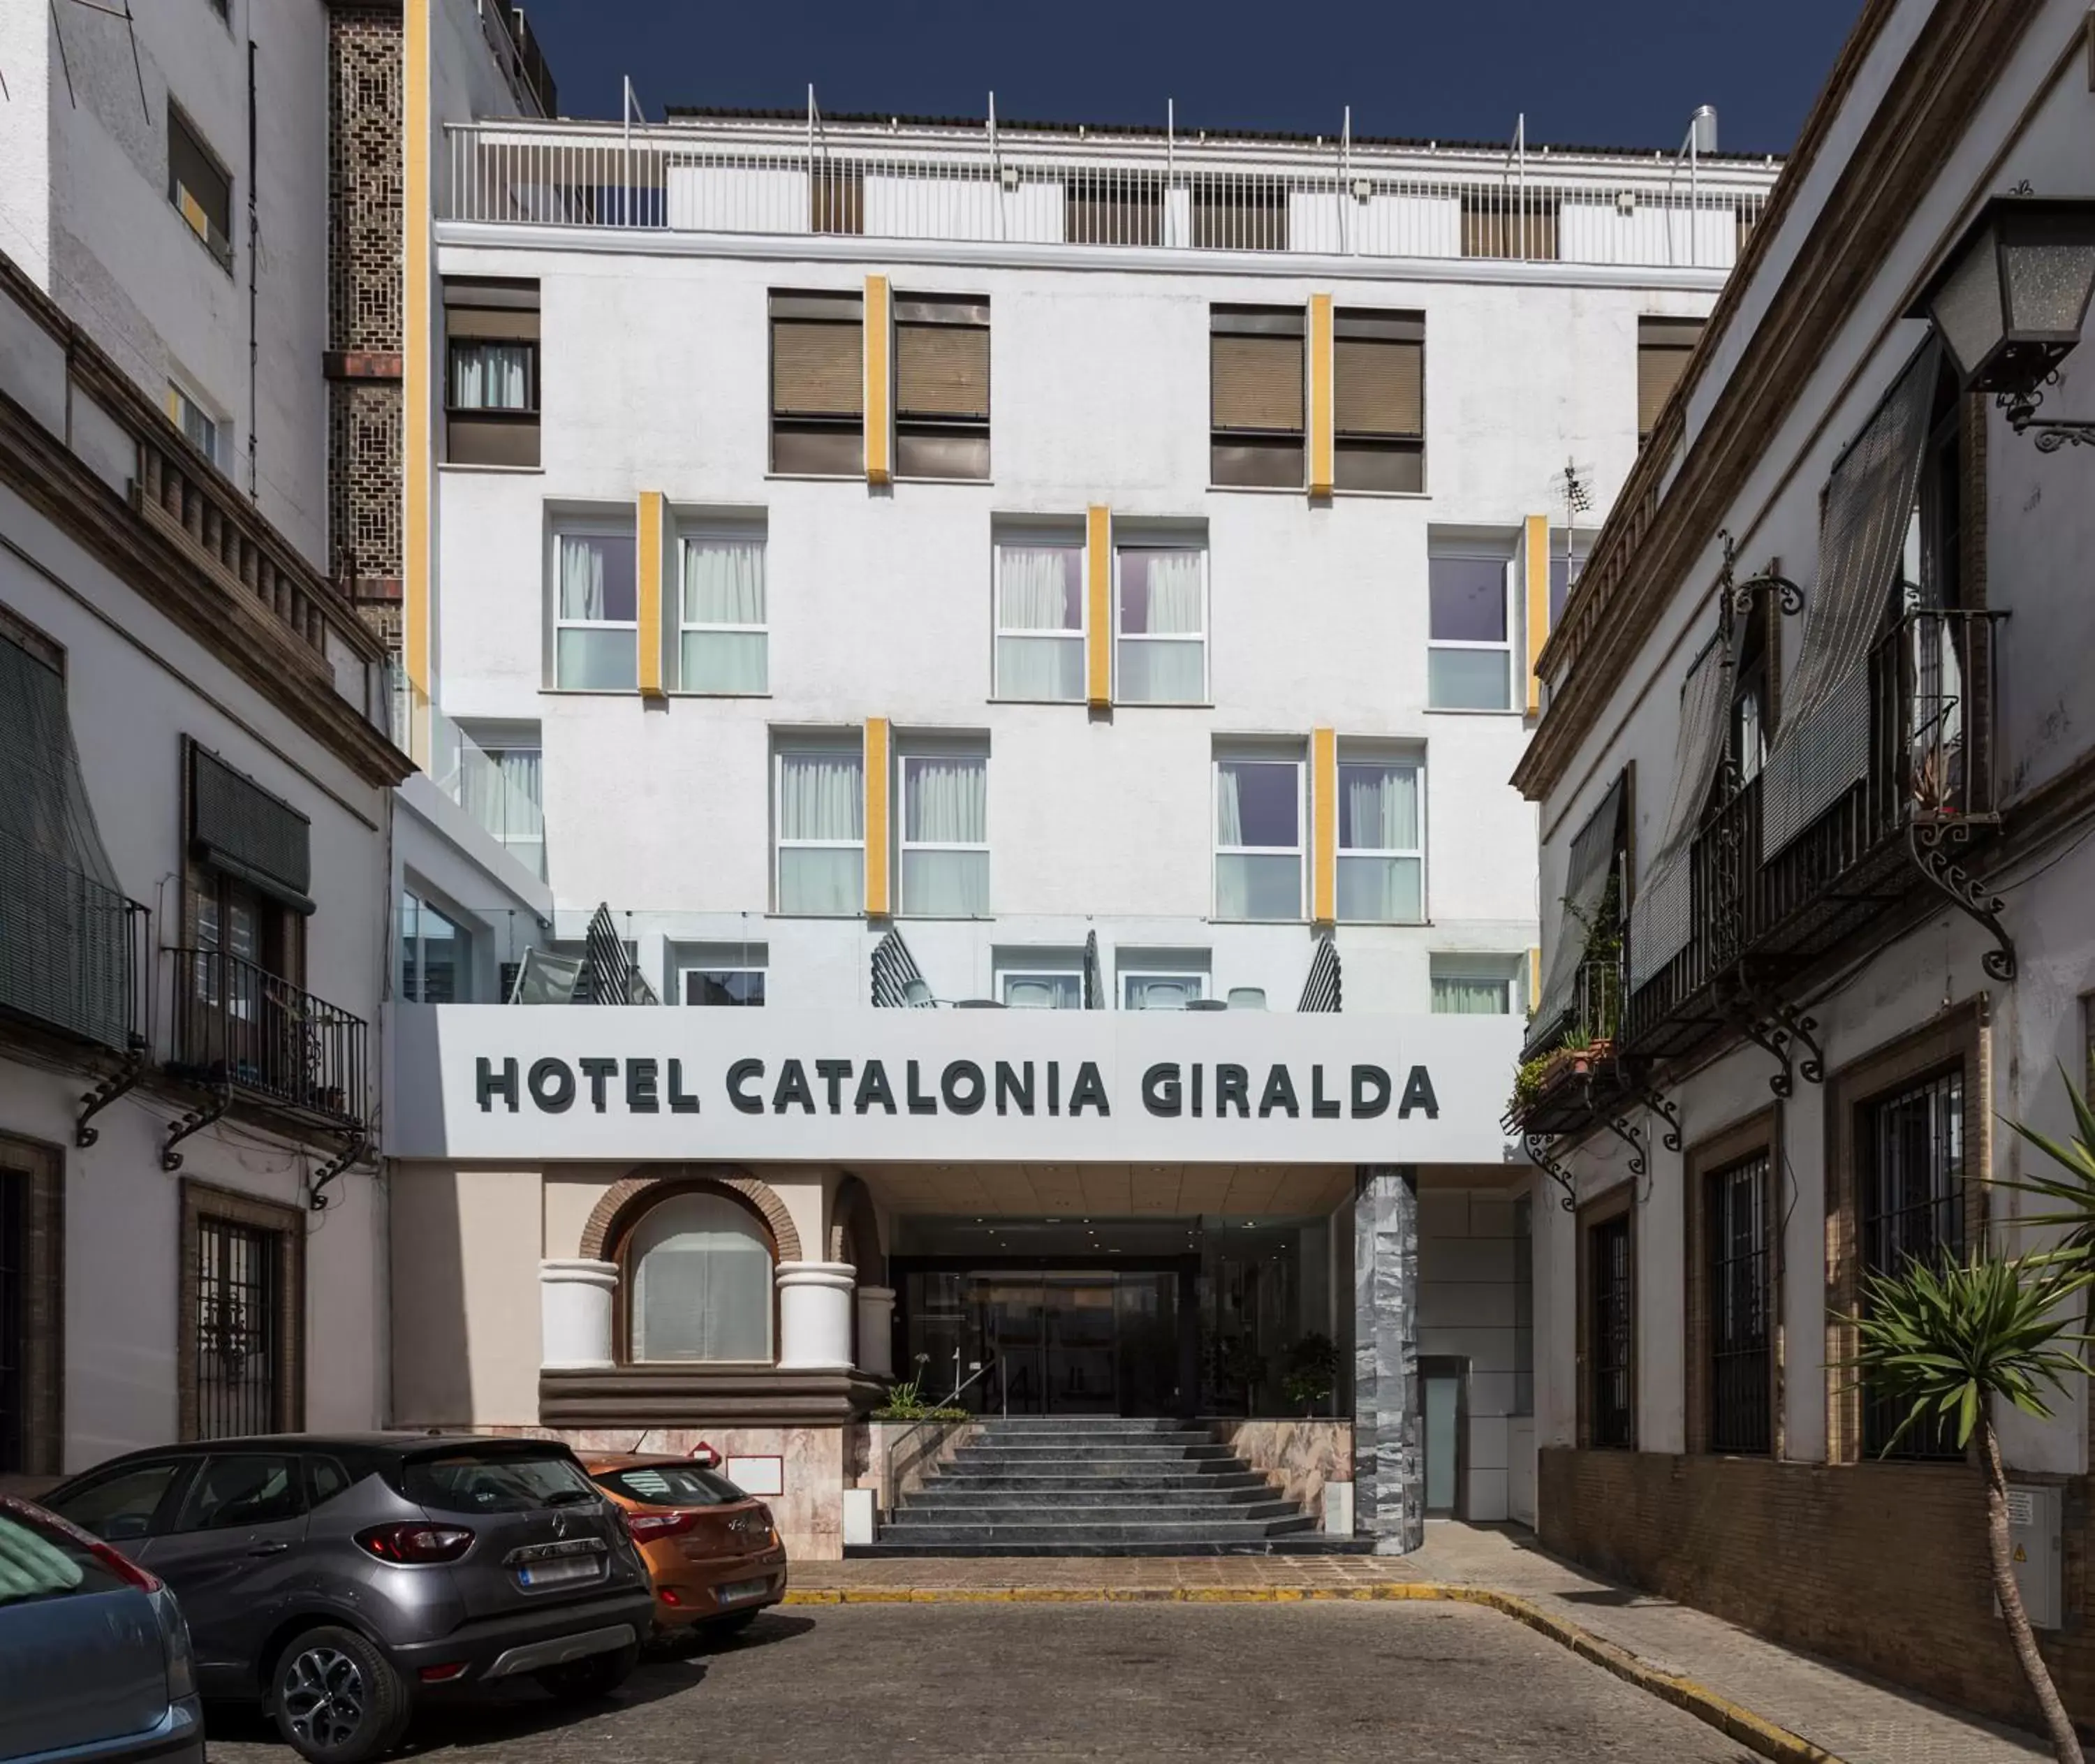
left=849, top=1418, right=1369, bottom=1558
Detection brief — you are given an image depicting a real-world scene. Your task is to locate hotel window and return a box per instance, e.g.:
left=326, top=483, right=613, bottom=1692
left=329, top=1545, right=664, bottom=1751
left=1210, top=305, right=1304, bottom=488
left=1548, top=529, right=1593, bottom=626
left=1115, top=541, right=1207, bottom=704
left=1335, top=309, right=1425, bottom=493
left=774, top=741, right=863, bottom=916
left=898, top=748, right=989, bottom=918
left=1338, top=754, right=1423, bottom=923
left=398, top=890, right=468, bottom=1003
left=625, top=1188, right=775, bottom=1364
left=443, top=278, right=540, bottom=468
left=770, top=290, right=863, bottom=476
left=1637, top=316, right=1705, bottom=446
left=674, top=942, right=767, bottom=1008
left=168, top=106, right=232, bottom=269
left=1119, top=953, right=1210, bottom=1011
left=895, top=294, right=990, bottom=480
left=168, top=383, right=223, bottom=469
left=678, top=526, right=767, bottom=694
left=1214, top=753, right=1303, bottom=922
left=1707, top=1152, right=1772, bottom=1455
left=993, top=531, right=1085, bottom=702
left=1587, top=1212, right=1634, bottom=1449
left=552, top=524, right=638, bottom=691
left=1861, top=1067, right=1966, bottom=1459
left=455, top=721, right=545, bottom=880
left=1428, top=546, right=1517, bottom=711
left=1430, top=955, right=1521, bottom=1015
left=997, top=949, right=1085, bottom=1010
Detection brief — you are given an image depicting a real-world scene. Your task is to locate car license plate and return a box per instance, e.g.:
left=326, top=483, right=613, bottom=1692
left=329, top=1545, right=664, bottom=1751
left=516, top=1556, right=604, bottom=1590
left=717, top=1578, right=769, bottom=1603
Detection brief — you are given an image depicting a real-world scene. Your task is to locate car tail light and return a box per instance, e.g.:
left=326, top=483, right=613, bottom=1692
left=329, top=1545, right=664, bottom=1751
left=659, top=1586, right=686, bottom=1607
left=89, top=1538, right=165, bottom=1595
left=355, top=1522, right=475, bottom=1564
left=418, top=1662, right=469, bottom=1683
left=624, top=1508, right=701, bottom=1542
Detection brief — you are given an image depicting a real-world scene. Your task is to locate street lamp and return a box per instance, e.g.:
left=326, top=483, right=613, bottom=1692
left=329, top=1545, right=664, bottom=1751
left=1909, top=195, right=2095, bottom=451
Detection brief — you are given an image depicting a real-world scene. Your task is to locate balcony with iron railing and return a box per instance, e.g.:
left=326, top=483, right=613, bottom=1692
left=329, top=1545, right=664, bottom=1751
left=439, top=117, right=1776, bottom=272
left=166, top=949, right=368, bottom=1135
left=1624, top=608, right=2008, bottom=1065
left=0, top=828, right=149, bottom=1058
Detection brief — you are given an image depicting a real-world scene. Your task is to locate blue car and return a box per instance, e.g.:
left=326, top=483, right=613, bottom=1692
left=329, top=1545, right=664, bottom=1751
left=0, top=1493, right=204, bottom=1764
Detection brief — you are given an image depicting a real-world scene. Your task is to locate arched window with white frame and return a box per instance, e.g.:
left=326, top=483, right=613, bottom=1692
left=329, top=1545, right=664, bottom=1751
left=624, top=1188, right=776, bottom=1364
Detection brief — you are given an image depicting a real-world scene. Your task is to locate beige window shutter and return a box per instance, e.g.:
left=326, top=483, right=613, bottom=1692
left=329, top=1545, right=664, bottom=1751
left=896, top=324, right=989, bottom=419
left=1335, top=337, right=1422, bottom=437
left=1212, top=334, right=1304, bottom=432
left=773, top=319, right=864, bottom=417
left=1636, top=318, right=1705, bottom=436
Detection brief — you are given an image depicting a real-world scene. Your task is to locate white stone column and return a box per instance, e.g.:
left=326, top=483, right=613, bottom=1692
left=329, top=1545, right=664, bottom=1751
left=540, top=1258, right=619, bottom=1369
left=776, top=1261, right=856, bottom=1370
left=855, top=1284, right=897, bottom=1378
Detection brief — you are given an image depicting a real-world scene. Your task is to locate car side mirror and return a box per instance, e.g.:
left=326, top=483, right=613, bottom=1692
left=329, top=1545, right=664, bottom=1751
left=102, top=1514, right=149, bottom=1541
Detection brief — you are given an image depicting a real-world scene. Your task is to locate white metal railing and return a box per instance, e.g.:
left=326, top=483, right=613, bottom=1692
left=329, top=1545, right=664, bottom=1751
left=441, top=121, right=1774, bottom=270
left=391, top=671, right=547, bottom=880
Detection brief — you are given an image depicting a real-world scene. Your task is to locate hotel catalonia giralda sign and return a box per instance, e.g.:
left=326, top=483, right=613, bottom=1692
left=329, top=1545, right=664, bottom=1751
left=392, top=1006, right=1524, bottom=1165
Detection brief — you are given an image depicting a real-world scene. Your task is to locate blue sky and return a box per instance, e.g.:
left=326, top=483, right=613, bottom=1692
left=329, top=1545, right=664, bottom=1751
left=517, top=0, right=1862, bottom=157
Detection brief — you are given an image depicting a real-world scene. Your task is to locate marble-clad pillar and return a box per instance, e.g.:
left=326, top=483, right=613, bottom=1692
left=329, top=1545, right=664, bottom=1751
left=1353, top=1166, right=1422, bottom=1552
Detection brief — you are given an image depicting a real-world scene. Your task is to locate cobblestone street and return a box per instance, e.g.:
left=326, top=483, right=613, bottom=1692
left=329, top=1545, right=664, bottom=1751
left=204, top=1603, right=1757, bottom=1761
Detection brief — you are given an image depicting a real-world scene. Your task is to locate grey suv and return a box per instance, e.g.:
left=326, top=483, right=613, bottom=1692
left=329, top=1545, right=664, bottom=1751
left=42, top=1433, right=656, bottom=1763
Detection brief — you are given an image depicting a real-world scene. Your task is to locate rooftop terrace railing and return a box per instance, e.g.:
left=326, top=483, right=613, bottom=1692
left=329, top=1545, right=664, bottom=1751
left=441, top=121, right=1773, bottom=270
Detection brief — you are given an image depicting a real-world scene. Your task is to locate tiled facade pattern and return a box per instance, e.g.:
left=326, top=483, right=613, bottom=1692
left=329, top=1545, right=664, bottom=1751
left=325, top=6, right=404, bottom=633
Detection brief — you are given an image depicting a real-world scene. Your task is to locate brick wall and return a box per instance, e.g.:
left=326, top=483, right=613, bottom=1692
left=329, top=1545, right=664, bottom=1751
left=1540, top=1446, right=2094, bottom=1734
left=325, top=7, right=404, bottom=644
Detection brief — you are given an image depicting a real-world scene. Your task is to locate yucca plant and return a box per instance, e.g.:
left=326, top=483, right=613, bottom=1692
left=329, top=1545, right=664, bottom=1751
left=1841, top=1251, right=2092, bottom=1763
left=2003, top=1066, right=2095, bottom=1266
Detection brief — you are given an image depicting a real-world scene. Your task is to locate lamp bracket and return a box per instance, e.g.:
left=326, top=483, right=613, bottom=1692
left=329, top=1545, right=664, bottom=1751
left=2000, top=386, right=2095, bottom=451
left=1522, top=1133, right=1578, bottom=1212
left=1908, top=820, right=2017, bottom=980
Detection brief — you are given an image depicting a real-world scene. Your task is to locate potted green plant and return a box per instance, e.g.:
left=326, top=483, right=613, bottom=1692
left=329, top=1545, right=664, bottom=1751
left=1281, top=1333, right=1339, bottom=1417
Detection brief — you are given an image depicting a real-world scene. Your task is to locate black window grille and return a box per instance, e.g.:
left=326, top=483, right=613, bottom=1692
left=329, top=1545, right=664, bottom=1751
left=0, top=1170, right=22, bottom=1472
left=1862, top=1066, right=1966, bottom=1459
left=195, top=1217, right=283, bottom=1441
left=1708, top=1153, right=1771, bottom=1455
left=1589, top=1214, right=1634, bottom=1448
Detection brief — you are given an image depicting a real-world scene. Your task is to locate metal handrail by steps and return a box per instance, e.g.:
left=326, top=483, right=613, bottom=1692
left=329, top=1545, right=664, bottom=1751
left=879, top=1351, right=1002, bottom=1520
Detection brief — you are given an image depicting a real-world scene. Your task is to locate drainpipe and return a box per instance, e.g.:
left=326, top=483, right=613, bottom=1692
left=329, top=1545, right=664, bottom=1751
left=246, top=29, right=258, bottom=503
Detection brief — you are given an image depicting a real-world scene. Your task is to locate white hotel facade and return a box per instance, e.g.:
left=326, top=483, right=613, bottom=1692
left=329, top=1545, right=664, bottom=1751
left=386, top=57, right=1779, bottom=1557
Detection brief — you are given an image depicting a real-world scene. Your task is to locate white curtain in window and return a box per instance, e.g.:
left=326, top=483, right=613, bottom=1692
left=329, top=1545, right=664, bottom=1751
left=997, top=546, right=1078, bottom=629
left=454, top=343, right=531, bottom=410
left=558, top=536, right=607, bottom=619
left=1142, top=552, right=1204, bottom=633
left=902, top=756, right=989, bottom=915
left=1119, top=550, right=1205, bottom=702
left=1215, top=764, right=1300, bottom=920
left=629, top=1191, right=774, bottom=1362
left=1216, top=763, right=1244, bottom=847
left=1341, top=765, right=1418, bottom=851
left=682, top=538, right=767, bottom=692
left=779, top=751, right=862, bottom=916
left=1432, top=976, right=1509, bottom=1014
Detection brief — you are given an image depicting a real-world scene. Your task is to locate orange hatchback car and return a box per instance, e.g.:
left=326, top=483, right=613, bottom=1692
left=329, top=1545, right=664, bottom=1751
left=582, top=1454, right=787, bottom=1641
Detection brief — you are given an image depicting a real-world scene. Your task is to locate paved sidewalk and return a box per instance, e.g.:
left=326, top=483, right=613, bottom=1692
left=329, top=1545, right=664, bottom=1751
left=793, top=1524, right=2048, bottom=1764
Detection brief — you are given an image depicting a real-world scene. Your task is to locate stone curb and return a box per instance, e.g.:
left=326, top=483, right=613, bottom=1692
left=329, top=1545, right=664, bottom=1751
left=781, top=1582, right=1844, bottom=1764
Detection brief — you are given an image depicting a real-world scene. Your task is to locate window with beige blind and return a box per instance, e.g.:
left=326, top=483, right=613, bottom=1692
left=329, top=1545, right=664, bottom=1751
left=168, top=106, right=233, bottom=270
left=1210, top=306, right=1304, bottom=488
left=1637, top=316, right=1704, bottom=445
left=895, top=294, right=990, bottom=480
left=444, top=277, right=540, bottom=467
left=770, top=291, right=863, bottom=476
left=1335, top=309, right=1425, bottom=493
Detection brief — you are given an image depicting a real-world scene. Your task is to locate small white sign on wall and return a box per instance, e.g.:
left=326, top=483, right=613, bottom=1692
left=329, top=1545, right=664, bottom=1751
left=728, top=1455, right=784, bottom=1497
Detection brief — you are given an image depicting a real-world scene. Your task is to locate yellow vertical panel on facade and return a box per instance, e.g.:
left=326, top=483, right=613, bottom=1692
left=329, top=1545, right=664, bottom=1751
left=1524, top=513, right=1550, bottom=715
left=1529, top=946, right=1542, bottom=1011
left=864, top=716, right=891, bottom=916
left=637, top=491, right=667, bottom=697
left=402, top=0, right=433, bottom=763
left=1307, top=294, right=1335, bottom=497
left=1085, top=506, right=1112, bottom=707
left=1311, top=726, right=1337, bottom=923
left=864, top=275, right=892, bottom=485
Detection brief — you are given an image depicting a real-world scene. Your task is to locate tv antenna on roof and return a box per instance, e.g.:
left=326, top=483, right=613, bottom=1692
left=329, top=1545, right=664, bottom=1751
left=1558, top=458, right=1594, bottom=522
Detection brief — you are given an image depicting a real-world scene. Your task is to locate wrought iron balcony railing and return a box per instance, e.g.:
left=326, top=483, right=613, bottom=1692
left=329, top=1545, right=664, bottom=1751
left=166, top=949, right=368, bottom=1132
left=0, top=830, right=147, bottom=1054
left=1624, top=608, right=2008, bottom=1066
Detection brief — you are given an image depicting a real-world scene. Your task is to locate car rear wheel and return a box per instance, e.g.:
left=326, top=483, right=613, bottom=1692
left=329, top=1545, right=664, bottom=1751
left=270, top=1625, right=410, bottom=1763
left=534, top=1640, right=640, bottom=1703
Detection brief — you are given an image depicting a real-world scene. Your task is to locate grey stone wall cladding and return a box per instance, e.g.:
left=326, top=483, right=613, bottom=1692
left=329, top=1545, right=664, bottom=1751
left=326, top=10, right=404, bottom=599
left=1353, top=1165, right=1423, bottom=1552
